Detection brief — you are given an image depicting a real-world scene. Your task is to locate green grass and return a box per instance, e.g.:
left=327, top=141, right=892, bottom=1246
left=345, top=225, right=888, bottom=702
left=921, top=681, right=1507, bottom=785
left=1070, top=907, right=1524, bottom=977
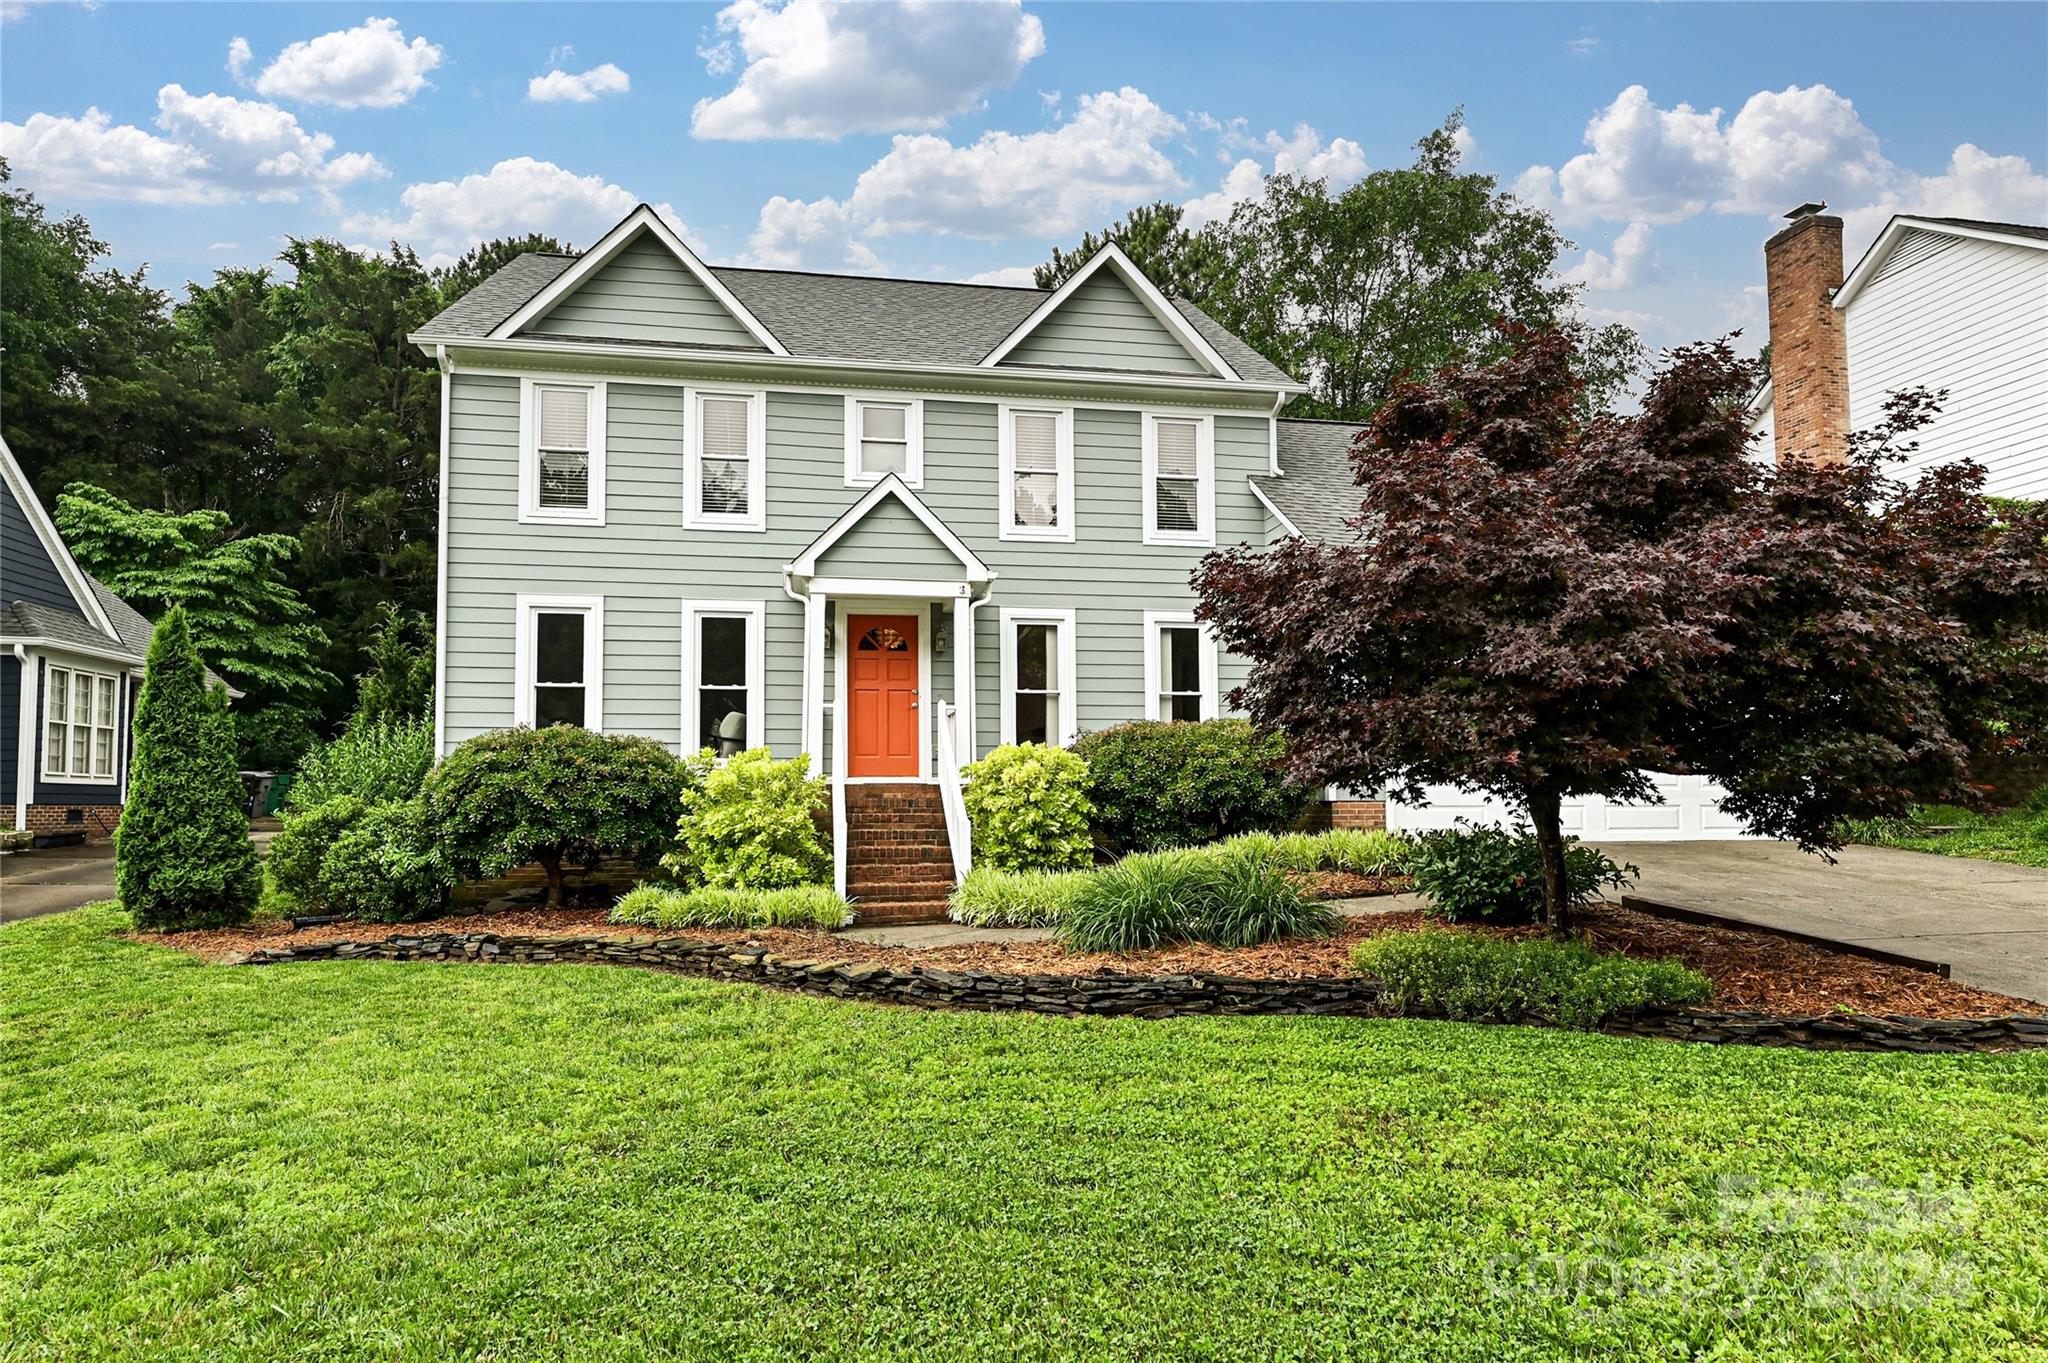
left=1842, top=797, right=2048, bottom=869
left=4, top=905, right=2046, bottom=1362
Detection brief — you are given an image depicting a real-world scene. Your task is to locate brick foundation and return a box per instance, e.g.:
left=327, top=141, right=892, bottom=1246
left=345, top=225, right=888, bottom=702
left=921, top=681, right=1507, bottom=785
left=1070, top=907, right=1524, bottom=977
left=1296, top=799, right=1387, bottom=832
left=0, top=803, right=123, bottom=842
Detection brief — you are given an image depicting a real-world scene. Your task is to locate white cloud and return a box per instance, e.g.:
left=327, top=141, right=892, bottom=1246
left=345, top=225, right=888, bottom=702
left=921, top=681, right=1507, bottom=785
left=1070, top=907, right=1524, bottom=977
left=1450, top=122, right=1477, bottom=165
left=1184, top=123, right=1366, bottom=226
left=691, top=0, right=1045, bottom=140
left=342, top=156, right=693, bottom=266
left=964, top=264, right=1038, bottom=287
left=1715, top=83, right=1890, bottom=215
left=0, top=85, right=385, bottom=205
left=208, top=240, right=240, bottom=251
left=1566, top=35, right=1603, bottom=57
left=227, top=35, right=252, bottom=80
left=1840, top=143, right=2048, bottom=253
left=742, top=195, right=881, bottom=271
left=1565, top=221, right=1657, bottom=290
left=1516, top=84, right=1731, bottom=224
left=248, top=17, right=443, bottom=109
left=528, top=63, right=631, bottom=103
left=1, top=0, right=102, bottom=22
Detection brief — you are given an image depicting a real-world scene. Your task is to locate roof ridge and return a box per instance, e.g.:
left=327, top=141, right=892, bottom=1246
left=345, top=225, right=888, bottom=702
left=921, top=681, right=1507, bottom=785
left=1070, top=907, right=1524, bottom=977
left=709, top=262, right=1050, bottom=294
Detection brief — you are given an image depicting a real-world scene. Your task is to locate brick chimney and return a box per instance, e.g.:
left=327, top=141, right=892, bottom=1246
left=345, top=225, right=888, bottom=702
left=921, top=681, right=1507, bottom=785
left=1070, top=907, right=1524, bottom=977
left=1763, top=203, right=1849, bottom=465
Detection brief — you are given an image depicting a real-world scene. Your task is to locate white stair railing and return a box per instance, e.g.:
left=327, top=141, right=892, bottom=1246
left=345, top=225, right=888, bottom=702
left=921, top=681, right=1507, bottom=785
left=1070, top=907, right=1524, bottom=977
left=934, top=700, right=972, bottom=884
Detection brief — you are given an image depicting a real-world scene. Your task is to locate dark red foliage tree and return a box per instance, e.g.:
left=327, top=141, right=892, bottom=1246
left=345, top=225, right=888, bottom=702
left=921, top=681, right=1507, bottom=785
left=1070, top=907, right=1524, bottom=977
left=1194, top=325, right=2048, bottom=933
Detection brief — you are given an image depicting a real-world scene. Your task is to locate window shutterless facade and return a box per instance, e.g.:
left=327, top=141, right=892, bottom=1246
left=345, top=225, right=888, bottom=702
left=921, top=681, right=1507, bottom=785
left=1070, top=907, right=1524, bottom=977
left=1141, top=611, right=1218, bottom=723
left=1142, top=413, right=1215, bottom=547
left=998, top=404, right=1074, bottom=542
left=685, top=387, right=768, bottom=531
left=998, top=608, right=1078, bottom=747
left=43, top=664, right=119, bottom=782
left=514, top=594, right=603, bottom=729
left=680, top=600, right=765, bottom=756
left=518, top=379, right=606, bottom=525
left=844, top=395, right=924, bottom=487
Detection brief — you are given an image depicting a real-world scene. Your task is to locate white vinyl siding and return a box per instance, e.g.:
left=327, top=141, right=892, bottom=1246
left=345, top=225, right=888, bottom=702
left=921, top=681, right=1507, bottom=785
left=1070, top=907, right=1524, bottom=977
left=999, top=270, right=1210, bottom=375
left=1142, top=413, right=1215, bottom=546
left=518, top=379, right=606, bottom=525
left=42, top=664, right=118, bottom=782
left=843, top=395, right=924, bottom=487
left=998, top=404, right=1074, bottom=542
left=685, top=388, right=768, bottom=531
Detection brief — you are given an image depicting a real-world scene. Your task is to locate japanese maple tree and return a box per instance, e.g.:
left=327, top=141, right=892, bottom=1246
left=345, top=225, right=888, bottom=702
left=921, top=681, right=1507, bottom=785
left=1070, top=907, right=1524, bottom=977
left=1194, top=326, right=2048, bottom=932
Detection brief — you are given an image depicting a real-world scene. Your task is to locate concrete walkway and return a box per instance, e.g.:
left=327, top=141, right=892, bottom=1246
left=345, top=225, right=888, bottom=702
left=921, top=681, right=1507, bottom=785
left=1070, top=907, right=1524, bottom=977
left=1597, top=841, right=2048, bottom=1004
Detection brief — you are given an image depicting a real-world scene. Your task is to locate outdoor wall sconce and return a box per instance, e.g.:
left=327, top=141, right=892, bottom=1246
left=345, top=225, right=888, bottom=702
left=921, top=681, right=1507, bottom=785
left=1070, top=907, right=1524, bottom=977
left=931, top=602, right=951, bottom=654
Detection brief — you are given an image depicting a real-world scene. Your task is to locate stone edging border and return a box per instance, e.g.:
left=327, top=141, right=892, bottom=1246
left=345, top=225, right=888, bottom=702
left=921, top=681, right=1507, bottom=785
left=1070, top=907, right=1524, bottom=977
left=234, top=931, right=2048, bottom=1054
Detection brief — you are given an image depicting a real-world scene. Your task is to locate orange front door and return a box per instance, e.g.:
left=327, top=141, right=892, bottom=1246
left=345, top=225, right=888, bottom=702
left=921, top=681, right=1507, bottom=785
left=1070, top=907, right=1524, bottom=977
left=847, top=614, right=920, bottom=777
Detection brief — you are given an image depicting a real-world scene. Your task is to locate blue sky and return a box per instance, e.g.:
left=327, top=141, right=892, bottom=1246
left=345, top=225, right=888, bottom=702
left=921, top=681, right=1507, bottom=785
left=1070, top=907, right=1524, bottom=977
left=4, top=1, right=2044, bottom=354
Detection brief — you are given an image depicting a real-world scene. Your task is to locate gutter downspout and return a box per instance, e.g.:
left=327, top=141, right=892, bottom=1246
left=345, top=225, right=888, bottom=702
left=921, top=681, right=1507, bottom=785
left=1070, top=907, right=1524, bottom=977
left=1267, top=389, right=1287, bottom=476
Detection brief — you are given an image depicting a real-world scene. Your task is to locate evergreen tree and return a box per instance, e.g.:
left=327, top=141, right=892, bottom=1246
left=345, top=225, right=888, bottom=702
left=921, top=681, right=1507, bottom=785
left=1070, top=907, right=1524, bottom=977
left=118, top=607, right=262, bottom=929
left=353, top=603, right=435, bottom=723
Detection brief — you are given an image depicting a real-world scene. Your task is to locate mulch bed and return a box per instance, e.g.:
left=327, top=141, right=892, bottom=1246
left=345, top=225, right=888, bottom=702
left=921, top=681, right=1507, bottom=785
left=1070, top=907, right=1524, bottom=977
left=141, top=895, right=2036, bottom=1021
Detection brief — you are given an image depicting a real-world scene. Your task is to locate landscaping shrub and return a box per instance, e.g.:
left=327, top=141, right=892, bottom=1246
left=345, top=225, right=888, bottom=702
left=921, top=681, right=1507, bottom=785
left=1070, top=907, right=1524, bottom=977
left=117, top=607, right=262, bottom=930
left=1057, top=846, right=1337, bottom=954
left=289, top=713, right=435, bottom=811
left=425, top=727, right=689, bottom=906
left=1407, top=825, right=1635, bottom=925
left=1222, top=828, right=1413, bottom=877
left=666, top=748, right=830, bottom=890
left=1352, top=928, right=1712, bottom=1028
left=266, top=794, right=367, bottom=908
left=609, top=882, right=851, bottom=930
left=961, top=743, right=1094, bottom=872
left=1072, top=719, right=1313, bottom=854
left=320, top=798, right=446, bottom=923
left=947, top=864, right=1092, bottom=928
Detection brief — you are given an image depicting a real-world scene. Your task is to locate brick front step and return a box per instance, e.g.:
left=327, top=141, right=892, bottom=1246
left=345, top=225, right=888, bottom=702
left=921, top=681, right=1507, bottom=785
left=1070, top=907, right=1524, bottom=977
left=853, top=898, right=955, bottom=925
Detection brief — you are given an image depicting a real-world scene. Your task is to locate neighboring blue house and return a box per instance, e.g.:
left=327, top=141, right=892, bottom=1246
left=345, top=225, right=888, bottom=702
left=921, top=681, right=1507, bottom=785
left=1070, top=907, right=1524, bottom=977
left=1, top=436, right=156, bottom=841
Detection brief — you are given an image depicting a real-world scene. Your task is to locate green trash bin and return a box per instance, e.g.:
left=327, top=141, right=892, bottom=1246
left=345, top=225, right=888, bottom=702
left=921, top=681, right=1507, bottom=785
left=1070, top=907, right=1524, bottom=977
left=262, top=772, right=294, bottom=817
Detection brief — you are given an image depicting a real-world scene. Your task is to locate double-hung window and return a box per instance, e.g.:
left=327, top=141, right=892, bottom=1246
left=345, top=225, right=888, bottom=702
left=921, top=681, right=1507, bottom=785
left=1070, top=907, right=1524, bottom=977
left=516, top=594, right=603, bottom=730
left=519, top=379, right=605, bottom=525
left=999, top=608, right=1078, bottom=747
left=1142, top=413, right=1215, bottom=547
left=844, top=396, right=923, bottom=487
left=686, top=387, right=767, bottom=531
left=681, top=601, right=765, bottom=757
left=43, top=664, right=119, bottom=781
left=1142, top=611, right=1217, bottom=723
left=999, top=405, right=1074, bottom=542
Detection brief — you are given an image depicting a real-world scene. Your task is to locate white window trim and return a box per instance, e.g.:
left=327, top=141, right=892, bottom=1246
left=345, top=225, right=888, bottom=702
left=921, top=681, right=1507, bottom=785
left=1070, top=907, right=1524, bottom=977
left=517, top=377, right=606, bottom=526
left=680, top=599, right=767, bottom=756
left=842, top=394, right=925, bottom=489
left=998, top=607, right=1079, bottom=748
left=997, top=403, right=1075, bottom=544
left=514, top=593, right=604, bottom=730
left=40, top=661, right=120, bottom=785
left=684, top=386, right=768, bottom=533
left=1141, top=610, right=1219, bottom=723
left=1142, top=412, right=1216, bottom=548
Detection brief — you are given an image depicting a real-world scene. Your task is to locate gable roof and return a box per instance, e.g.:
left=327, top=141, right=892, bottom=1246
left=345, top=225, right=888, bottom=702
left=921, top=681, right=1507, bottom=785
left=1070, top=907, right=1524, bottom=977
left=979, top=244, right=1239, bottom=380
left=1250, top=419, right=1367, bottom=543
left=1, top=434, right=118, bottom=639
left=784, top=474, right=992, bottom=584
left=416, top=238, right=1297, bottom=388
left=1834, top=214, right=2048, bottom=309
left=491, top=205, right=789, bottom=356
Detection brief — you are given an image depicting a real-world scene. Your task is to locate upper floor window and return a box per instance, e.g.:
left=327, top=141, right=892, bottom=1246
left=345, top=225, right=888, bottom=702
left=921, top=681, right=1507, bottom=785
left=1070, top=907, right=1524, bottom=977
left=1142, top=611, right=1217, bottom=723
left=1142, top=413, right=1215, bottom=547
left=686, top=388, right=767, bottom=532
left=44, top=664, right=118, bottom=782
left=519, top=379, right=606, bottom=526
left=999, top=404, right=1074, bottom=543
left=999, top=608, right=1078, bottom=747
left=844, top=396, right=924, bottom=487
left=515, top=594, right=603, bottom=730
left=682, top=600, right=765, bottom=757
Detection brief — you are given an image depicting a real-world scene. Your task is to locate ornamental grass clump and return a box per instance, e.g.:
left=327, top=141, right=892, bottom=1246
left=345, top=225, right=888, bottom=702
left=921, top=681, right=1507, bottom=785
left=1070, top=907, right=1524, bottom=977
left=1352, top=928, right=1711, bottom=1028
left=947, top=865, right=1093, bottom=928
left=1056, top=846, right=1337, bottom=954
left=1222, top=828, right=1413, bottom=877
left=610, top=883, right=851, bottom=930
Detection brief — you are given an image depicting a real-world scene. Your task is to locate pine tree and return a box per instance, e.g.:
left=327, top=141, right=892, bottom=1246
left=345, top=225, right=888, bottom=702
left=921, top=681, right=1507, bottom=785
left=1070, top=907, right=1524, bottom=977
left=117, top=607, right=262, bottom=929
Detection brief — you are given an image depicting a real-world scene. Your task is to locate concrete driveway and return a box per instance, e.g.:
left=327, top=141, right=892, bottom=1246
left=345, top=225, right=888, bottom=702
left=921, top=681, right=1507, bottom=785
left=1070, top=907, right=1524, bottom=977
left=1597, top=841, right=2048, bottom=1004
left=1, top=839, right=117, bottom=923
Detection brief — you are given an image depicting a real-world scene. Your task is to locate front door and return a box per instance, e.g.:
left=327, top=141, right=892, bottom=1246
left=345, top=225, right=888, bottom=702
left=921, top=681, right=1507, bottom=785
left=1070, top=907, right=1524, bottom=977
left=847, top=614, right=920, bottom=777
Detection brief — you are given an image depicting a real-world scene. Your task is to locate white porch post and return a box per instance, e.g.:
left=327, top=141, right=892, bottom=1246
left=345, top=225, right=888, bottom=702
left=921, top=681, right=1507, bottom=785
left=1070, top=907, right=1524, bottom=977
left=802, top=592, right=826, bottom=776
left=952, top=590, right=973, bottom=763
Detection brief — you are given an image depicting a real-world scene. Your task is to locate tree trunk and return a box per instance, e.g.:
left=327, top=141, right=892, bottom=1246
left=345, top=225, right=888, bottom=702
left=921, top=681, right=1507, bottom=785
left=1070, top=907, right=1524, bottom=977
left=1528, top=788, right=1573, bottom=938
left=538, top=851, right=565, bottom=908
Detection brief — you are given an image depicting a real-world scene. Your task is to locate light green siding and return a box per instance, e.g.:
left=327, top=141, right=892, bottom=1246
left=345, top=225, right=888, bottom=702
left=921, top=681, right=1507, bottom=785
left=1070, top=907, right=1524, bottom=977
left=1000, top=271, right=1209, bottom=375
left=442, top=373, right=1272, bottom=767
left=526, top=235, right=764, bottom=349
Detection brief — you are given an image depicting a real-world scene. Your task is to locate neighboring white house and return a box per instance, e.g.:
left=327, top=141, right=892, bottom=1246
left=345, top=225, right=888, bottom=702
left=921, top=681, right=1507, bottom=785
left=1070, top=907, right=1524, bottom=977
left=1749, top=211, right=2048, bottom=499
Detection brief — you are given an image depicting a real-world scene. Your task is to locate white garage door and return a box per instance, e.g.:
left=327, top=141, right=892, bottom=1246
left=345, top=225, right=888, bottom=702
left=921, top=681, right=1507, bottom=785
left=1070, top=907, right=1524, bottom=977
left=1385, top=773, right=1757, bottom=841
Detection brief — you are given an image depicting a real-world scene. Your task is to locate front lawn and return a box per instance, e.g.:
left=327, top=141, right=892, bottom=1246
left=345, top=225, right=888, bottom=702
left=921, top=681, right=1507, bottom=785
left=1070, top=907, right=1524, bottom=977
left=1844, top=796, right=2048, bottom=869
left=5, top=907, right=2046, bottom=1361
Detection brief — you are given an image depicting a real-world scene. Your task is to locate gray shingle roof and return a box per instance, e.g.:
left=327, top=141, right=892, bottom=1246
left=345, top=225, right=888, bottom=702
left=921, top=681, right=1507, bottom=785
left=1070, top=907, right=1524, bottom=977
left=1916, top=216, right=2048, bottom=242
left=2, top=572, right=148, bottom=665
left=1252, top=419, right=1368, bottom=542
left=416, top=252, right=1298, bottom=385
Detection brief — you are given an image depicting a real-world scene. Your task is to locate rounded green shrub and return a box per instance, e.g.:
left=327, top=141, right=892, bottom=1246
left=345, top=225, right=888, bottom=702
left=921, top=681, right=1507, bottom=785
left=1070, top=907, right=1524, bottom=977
left=667, top=748, right=830, bottom=890
left=320, top=798, right=445, bottom=923
left=1407, top=824, right=1635, bottom=925
left=1057, top=845, right=1337, bottom=954
left=267, top=794, right=367, bottom=908
left=425, top=727, right=689, bottom=906
left=1351, top=928, right=1711, bottom=1028
left=117, top=607, right=262, bottom=930
left=1072, top=720, right=1313, bottom=854
left=961, top=743, right=1094, bottom=872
